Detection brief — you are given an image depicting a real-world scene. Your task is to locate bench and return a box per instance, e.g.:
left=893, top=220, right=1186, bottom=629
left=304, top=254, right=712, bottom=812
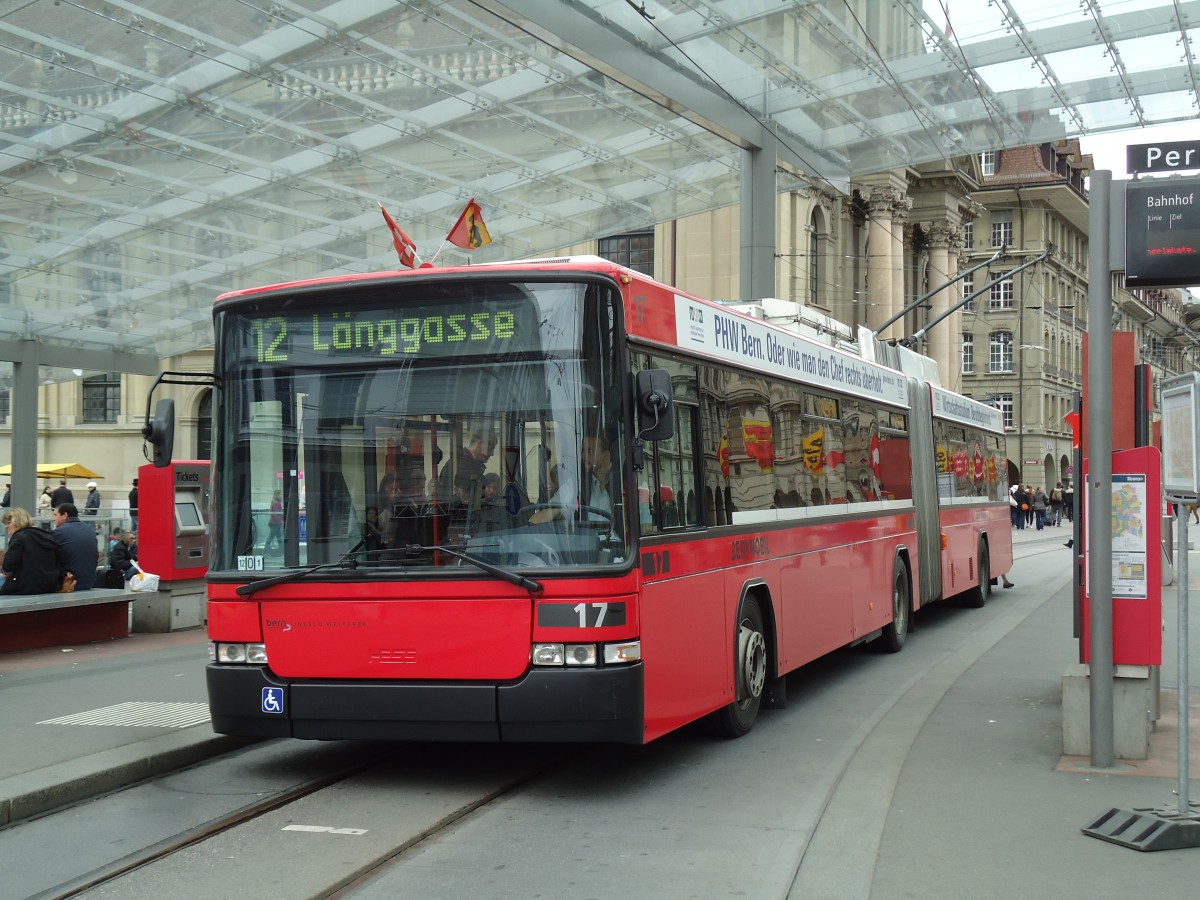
left=0, top=588, right=137, bottom=653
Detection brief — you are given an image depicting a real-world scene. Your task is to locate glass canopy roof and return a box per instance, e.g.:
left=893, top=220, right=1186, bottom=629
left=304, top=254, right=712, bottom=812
left=0, top=0, right=1196, bottom=365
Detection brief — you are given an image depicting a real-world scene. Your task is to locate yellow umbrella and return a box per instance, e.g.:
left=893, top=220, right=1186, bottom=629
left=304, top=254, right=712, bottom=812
left=0, top=463, right=105, bottom=479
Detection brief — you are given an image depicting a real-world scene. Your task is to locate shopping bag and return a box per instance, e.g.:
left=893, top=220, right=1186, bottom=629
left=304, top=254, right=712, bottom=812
left=129, top=562, right=160, bottom=593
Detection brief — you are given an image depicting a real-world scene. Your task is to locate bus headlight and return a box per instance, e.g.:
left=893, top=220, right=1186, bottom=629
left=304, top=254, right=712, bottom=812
left=531, top=641, right=640, bottom=666
left=212, top=642, right=269, bottom=665
left=531, top=643, right=564, bottom=666
left=246, top=643, right=269, bottom=664
left=565, top=644, right=597, bottom=666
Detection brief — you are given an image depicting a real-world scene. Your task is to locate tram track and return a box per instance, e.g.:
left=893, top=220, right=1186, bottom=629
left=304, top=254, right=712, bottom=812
left=32, top=742, right=577, bottom=900
left=32, top=745, right=390, bottom=900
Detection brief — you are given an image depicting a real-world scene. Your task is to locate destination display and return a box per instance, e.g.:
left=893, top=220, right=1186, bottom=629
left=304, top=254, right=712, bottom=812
left=226, top=296, right=543, bottom=367
left=1125, top=177, right=1200, bottom=288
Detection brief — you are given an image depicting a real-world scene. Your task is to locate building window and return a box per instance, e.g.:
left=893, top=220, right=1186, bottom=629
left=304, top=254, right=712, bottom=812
left=989, top=277, right=1014, bottom=309
left=989, top=331, right=1013, bottom=373
left=197, top=390, right=213, bottom=460
left=962, top=221, right=973, bottom=249
left=991, top=210, right=1013, bottom=247
left=961, top=272, right=974, bottom=312
left=962, top=333, right=974, bottom=374
left=980, top=151, right=996, bottom=176
left=82, top=372, right=121, bottom=423
left=0, top=385, right=8, bottom=425
left=599, top=232, right=653, bottom=276
left=811, top=211, right=830, bottom=307
left=991, top=392, right=1014, bottom=428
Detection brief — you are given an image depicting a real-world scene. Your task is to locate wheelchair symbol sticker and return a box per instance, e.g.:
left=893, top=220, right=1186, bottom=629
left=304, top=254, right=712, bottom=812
left=261, top=687, right=284, bottom=715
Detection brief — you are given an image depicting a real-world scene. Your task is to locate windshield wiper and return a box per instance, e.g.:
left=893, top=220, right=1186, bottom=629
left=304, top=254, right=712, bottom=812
left=406, top=543, right=544, bottom=595
left=235, top=544, right=543, bottom=596
left=236, top=559, right=361, bottom=597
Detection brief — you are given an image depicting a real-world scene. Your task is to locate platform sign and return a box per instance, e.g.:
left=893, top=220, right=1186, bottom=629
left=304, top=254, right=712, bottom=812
left=1161, top=372, right=1200, bottom=502
left=1127, top=141, right=1200, bottom=174
left=1125, top=176, right=1200, bottom=288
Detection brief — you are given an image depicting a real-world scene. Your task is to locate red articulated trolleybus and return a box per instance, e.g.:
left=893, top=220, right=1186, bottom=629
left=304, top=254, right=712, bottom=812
left=143, top=255, right=1012, bottom=744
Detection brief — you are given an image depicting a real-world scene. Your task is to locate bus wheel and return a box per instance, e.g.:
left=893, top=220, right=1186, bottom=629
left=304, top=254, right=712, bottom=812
left=711, top=597, right=767, bottom=738
left=966, top=541, right=990, bottom=608
left=879, top=558, right=910, bottom=653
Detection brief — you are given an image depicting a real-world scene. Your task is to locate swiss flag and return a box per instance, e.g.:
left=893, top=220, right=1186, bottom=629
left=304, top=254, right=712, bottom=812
left=379, top=203, right=419, bottom=268
left=1063, top=411, right=1081, bottom=450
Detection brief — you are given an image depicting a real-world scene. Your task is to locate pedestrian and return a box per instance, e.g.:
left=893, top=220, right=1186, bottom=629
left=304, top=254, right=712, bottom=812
left=1049, top=482, right=1064, bottom=526
left=1031, top=485, right=1049, bottom=530
left=128, top=478, right=139, bottom=532
left=1, top=483, right=10, bottom=508
left=52, top=503, right=98, bottom=591
left=1, top=507, right=65, bottom=594
left=83, top=481, right=101, bottom=517
left=1012, top=483, right=1029, bottom=530
left=265, top=490, right=284, bottom=553
left=38, top=486, right=53, bottom=516
left=50, top=479, right=73, bottom=507
left=1062, top=481, right=1074, bottom=523
left=1024, top=485, right=1035, bottom=527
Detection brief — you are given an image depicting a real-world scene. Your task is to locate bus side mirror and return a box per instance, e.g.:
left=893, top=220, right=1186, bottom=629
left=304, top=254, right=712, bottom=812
left=142, top=398, right=176, bottom=468
left=636, top=369, right=674, bottom=441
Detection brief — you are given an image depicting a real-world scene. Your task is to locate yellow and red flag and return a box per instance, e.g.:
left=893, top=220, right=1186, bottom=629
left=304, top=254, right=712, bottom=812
left=379, top=203, right=419, bottom=268
left=446, top=197, right=492, bottom=250
left=801, top=427, right=825, bottom=474
left=742, top=417, right=775, bottom=473
left=718, top=432, right=730, bottom=479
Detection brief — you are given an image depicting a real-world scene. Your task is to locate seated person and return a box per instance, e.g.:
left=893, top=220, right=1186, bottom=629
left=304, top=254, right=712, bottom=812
left=530, top=435, right=613, bottom=525
left=474, top=473, right=509, bottom=535
left=1, top=507, right=65, bottom=594
left=52, top=502, right=98, bottom=591
left=107, top=531, right=139, bottom=583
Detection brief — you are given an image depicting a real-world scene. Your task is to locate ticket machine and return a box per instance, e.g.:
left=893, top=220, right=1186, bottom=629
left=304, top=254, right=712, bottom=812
left=137, top=460, right=211, bottom=579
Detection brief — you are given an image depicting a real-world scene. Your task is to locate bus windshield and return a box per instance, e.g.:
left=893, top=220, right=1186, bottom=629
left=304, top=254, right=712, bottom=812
left=212, top=277, right=630, bottom=576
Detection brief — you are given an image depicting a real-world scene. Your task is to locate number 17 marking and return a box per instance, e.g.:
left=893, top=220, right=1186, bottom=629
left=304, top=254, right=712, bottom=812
left=573, top=602, right=608, bottom=628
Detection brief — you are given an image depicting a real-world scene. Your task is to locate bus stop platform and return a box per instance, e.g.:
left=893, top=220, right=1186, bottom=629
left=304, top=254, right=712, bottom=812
left=0, top=526, right=1197, bottom=896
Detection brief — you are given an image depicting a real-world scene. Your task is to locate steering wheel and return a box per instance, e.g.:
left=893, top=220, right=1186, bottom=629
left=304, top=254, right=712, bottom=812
left=574, top=504, right=614, bottom=527
left=518, top=503, right=614, bottom=528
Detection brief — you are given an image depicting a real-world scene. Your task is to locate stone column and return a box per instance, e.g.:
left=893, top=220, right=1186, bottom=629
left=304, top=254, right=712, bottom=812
left=865, top=187, right=911, bottom=340
left=889, top=195, right=910, bottom=334
left=925, top=222, right=956, bottom=386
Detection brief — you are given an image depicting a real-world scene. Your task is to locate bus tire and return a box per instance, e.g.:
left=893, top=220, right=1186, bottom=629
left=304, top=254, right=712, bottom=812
left=966, top=540, right=990, bottom=608
left=711, top=596, right=767, bottom=738
left=878, top=557, right=911, bottom=653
